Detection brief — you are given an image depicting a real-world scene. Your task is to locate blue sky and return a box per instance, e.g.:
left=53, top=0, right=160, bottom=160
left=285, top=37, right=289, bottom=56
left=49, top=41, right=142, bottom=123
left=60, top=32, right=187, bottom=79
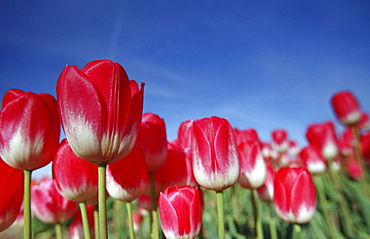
left=1, top=1, right=370, bottom=176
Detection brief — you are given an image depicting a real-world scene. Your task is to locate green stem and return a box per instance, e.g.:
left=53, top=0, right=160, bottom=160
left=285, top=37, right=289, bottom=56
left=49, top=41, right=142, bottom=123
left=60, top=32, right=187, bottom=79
left=149, top=172, right=159, bottom=239
left=54, top=223, right=63, bottom=239
left=79, top=202, right=92, bottom=239
left=293, top=224, right=301, bottom=239
left=216, top=190, right=225, bottom=239
left=328, top=160, right=354, bottom=237
left=23, top=170, right=32, bottom=239
left=127, top=202, right=135, bottom=239
left=114, top=199, right=125, bottom=238
left=315, top=175, right=336, bottom=239
left=251, top=189, right=264, bottom=239
left=98, top=163, right=108, bottom=239
left=351, top=126, right=369, bottom=198
left=94, top=206, right=100, bottom=239
left=268, top=204, right=277, bottom=239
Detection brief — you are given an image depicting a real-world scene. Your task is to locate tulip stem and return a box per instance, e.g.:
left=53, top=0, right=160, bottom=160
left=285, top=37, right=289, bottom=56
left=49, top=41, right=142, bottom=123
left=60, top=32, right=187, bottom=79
left=54, top=223, right=62, bottom=239
left=149, top=172, right=159, bottom=239
left=126, top=202, right=135, bottom=239
left=216, top=190, right=225, bottom=239
left=94, top=206, right=100, bottom=239
left=23, top=169, right=32, bottom=239
left=293, top=224, right=301, bottom=239
left=268, top=204, right=277, bottom=239
left=79, top=202, right=92, bottom=239
left=251, top=189, right=264, bottom=239
left=98, top=163, right=108, bottom=239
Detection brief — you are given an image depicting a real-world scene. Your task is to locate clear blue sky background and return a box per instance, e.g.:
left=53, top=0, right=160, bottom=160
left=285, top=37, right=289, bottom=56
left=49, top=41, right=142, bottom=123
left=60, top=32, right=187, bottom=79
left=1, top=1, right=369, bottom=176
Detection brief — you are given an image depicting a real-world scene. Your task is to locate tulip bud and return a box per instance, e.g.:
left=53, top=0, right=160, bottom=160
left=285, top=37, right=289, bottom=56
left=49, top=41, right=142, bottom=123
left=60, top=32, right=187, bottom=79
left=298, top=145, right=327, bottom=175
left=331, top=91, right=361, bottom=126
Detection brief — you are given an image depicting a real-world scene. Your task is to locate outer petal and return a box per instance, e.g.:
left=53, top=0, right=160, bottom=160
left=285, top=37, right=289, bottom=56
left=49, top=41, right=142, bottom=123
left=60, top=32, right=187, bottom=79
left=57, top=65, right=104, bottom=163
left=0, top=159, right=24, bottom=232
left=52, top=139, right=98, bottom=203
left=158, top=192, right=180, bottom=239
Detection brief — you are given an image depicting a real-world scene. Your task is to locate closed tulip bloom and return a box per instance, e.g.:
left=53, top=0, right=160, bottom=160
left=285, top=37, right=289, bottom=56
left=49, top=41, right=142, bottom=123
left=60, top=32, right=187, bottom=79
left=0, top=158, right=24, bottom=232
left=298, top=145, right=327, bottom=175
left=238, top=141, right=267, bottom=189
left=345, top=158, right=363, bottom=180
left=257, top=165, right=275, bottom=203
left=57, top=60, right=144, bottom=164
left=274, top=167, right=316, bottom=224
left=52, top=139, right=98, bottom=202
left=136, top=113, right=167, bottom=172
left=331, top=91, right=361, bottom=126
left=306, top=121, right=339, bottom=160
left=357, top=112, right=370, bottom=131
left=0, top=89, right=60, bottom=170
left=31, top=177, right=78, bottom=224
left=234, top=128, right=260, bottom=146
left=69, top=204, right=95, bottom=239
left=177, top=120, right=193, bottom=150
left=106, top=147, right=149, bottom=202
left=158, top=185, right=202, bottom=239
left=271, top=129, right=289, bottom=153
left=192, top=117, right=240, bottom=191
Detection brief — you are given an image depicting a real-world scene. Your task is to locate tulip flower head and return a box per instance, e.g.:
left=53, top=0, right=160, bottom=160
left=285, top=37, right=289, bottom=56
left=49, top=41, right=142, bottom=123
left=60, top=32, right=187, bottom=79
left=271, top=129, right=289, bottom=153
left=0, top=89, right=60, bottom=170
left=52, top=139, right=98, bottom=203
left=158, top=185, right=202, bottom=239
left=0, top=158, right=24, bottom=232
left=256, top=165, right=275, bottom=203
left=192, top=116, right=240, bottom=191
left=298, top=145, right=327, bottom=175
left=273, top=167, right=316, bottom=224
left=57, top=60, right=144, bottom=164
left=331, top=91, right=361, bottom=126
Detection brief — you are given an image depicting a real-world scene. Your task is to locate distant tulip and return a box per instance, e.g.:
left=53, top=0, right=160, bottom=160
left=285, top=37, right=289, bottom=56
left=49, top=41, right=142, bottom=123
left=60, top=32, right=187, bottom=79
left=0, top=158, right=24, bottom=232
left=0, top=89, right=60, bottom=171
left=53, top=139, right=98, bottom=203
left=238, top=141, right=267, bottom=189
left=298, top=145, right=327, bottom=175
left=271, top=129, right=289, bottom=153
left=331, top=91, right=361, bottom=126
left=136, top=113, right=167, bottom=172
left=69, top=204, right=95, bottom=239
left=57, top=60, right=144, bottom=165
left=357, top=112, right=370, bottom=131
left=131, top=211, right=144, bottom=232
left=177, top=120, right=193, bottom=150
left=158, top=185, right=202, bottom=239
left=345, top=158, right=363, bottom=180
left=234, top=128, right=260, bottom=146
left=31, top=177, right=78, bottom=224
left=256, top=165, right=275, bottom=203
left=306, top=121, right=339, bottom=160
left=273, top=167, right=316, bottom=224
left=106, top=147, right=149, bottom=202
left=192, top=117, right=240, bottom=191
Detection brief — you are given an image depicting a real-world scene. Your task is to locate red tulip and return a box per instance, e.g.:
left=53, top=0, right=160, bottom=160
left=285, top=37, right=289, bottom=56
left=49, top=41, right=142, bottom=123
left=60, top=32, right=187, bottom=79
left=360, top=132, right=370, bottom=166
left=177, top=120, right=193, bottom=150
left=0, top=89, right=60, bottom=170
left=238, top=141, right=267, bottom=189
left=158, top=185, right=202, bottom=239
left=256, top=165, right=275, bottom=203
left=171, top=139, right=197, bottom=186
left=331, top=91, right=361, bottom=126
left=0, top=158, right=24, bottom=232
left=357, top=112, right=370, bottom=131
left=345, top=157, right=363, bottom=180
left=306, top=121, right=339, bottom=160
left=192, top=117, right=240, bottom=191
left=106, top=147, right=149, bottom=202
left=131, top=211, right=144, bottom=232
left=274, top=167, right=316, bottom=224
left=136, top=113, right=167, bottom=172
left=298, top=145, right=327, bottom=175
left=69, top=204, right=95, bottom=239
left=234, top=128, right=260, bottom=146
left=271, top=129, right=289, bottom=153
left=31, top=177, right=78, bottom=224
left=52, top=139, right=98, bottom=203
left=57, top=60, right=144, bottom=164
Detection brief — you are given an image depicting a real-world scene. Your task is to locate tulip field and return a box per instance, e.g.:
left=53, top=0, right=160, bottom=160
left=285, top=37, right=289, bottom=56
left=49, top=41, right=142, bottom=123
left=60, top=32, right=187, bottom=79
left=0, top=60, right=369, bottom=239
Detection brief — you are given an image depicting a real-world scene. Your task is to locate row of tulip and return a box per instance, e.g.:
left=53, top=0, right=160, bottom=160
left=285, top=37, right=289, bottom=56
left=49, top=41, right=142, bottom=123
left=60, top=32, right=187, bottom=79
left=0, top=60, right=369, bottom=238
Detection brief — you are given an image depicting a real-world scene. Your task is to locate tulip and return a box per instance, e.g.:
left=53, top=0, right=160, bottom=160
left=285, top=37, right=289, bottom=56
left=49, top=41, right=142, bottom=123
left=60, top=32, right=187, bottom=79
left=57, top=60, right=144, bottom=239
left=298, top=145, right=327, bottom=175
left=158, top=185, right=202, bottom=239
left=0, top=208, right=24, bottom=239
left=357, top=112, right=370, bottom=131
left=271, top=129, right=289, bottom=153
left=192, top=116, right=240, bottom=238
left=257, top=165, right=275, bottom=203
left=234, top=128, right=260, bottom=146
left=331, top=91, right=361, bottom=126
left=273, top=167, right=316, bottom=224
left=177, top=120, right=193, bottom=150
left=135, top=112, right=167, bottom=239
left=0, top=158, right=24, bottom=232
left=31, top=177, right=78, bottom=225
left=345, top=157, right=363, bottom=180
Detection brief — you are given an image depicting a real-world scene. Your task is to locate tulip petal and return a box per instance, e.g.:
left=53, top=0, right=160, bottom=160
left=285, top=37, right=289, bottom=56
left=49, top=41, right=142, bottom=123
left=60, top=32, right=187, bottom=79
left=159, top=193, right=179, bottom=239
